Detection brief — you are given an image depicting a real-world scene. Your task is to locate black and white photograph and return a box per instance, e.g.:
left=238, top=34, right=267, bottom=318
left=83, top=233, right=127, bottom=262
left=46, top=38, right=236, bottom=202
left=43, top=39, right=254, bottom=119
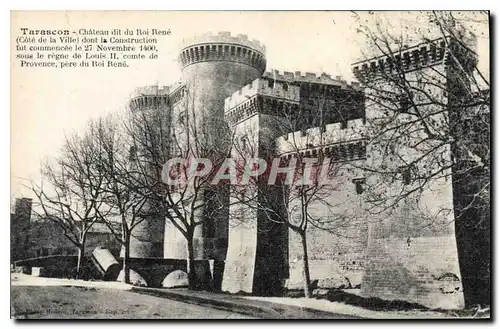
left=9, top=10, right=491, bottom=319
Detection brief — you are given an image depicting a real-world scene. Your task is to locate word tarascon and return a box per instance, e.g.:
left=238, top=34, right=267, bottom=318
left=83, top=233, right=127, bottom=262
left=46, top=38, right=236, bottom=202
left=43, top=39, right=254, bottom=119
left=20, top=28, right=70, bottom=36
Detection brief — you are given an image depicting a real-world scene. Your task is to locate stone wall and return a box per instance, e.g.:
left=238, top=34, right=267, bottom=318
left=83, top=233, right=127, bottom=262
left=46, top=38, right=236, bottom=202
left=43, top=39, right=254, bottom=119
left=286, top=162, right=369, bottom=290
left=354, top=44, right=465, bottom=309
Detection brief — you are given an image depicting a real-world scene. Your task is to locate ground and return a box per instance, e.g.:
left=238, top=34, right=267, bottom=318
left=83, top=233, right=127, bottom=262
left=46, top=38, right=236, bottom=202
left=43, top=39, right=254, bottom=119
left=11, top=273, right=488, bottom=319
left=11, top=274, right=253, bottom=319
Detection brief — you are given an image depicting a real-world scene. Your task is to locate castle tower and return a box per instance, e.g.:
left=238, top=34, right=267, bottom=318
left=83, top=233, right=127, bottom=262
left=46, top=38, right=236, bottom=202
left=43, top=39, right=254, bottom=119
left=351, top=33, right=482, bottom=309
left=11, top=198, right=32, bottom=261
left=222, top=74, right=292, bottom=295
left=444, top=31, right=490, bottom=307
left=178, top=31, right=266, bottom=155
left=170, top=32, right=267, bottom=263
left=222, top=70, right=367, bottom=295
left=178, top=31, right=266, bottom=129
left=126, top=85, right=170, bottom=258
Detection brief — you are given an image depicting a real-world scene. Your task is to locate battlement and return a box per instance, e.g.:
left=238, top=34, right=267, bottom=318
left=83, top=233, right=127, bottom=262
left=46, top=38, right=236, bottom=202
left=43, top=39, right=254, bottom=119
left=225, top=77, right=301, bottom=112
left=168, top=82, right=186, bottom=105
left=224, top=79, right=260, bottom=111
left=352, top=36, right=478, bottom=82
left=180, top=31, right=266, bottom=55
left=129, top=85, right=170, bottom=111
left=276, top=118, right=365, bottom=156
left=129, top=85, right=170, bottom=99
left=261, top=70, right=360, bottom=88
left=225, top=70, right=362, bottom=112
left=178, top=32, right=267, bottom=73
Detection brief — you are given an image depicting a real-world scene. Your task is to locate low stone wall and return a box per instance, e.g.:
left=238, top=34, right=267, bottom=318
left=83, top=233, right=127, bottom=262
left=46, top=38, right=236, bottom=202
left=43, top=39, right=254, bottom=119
left=14, top=255, right=98, bottom=279
left=14, top=254, right=223, bottom=290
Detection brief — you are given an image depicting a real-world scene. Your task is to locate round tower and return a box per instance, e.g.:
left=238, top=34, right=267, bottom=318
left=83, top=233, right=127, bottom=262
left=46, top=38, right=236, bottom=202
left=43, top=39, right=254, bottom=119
left=126, top=85, right=170, bottom=258
left=179, top=31, right=266, bottom=148
left=170, top=32, right=266, bottom=268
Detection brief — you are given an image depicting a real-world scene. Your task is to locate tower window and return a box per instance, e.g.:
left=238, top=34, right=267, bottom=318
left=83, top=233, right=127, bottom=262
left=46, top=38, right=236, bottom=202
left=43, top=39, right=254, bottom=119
left=378, top=59, right=385, bottom=74
left=268, top=79, right=274, bottom=88
left=331, top=147, right=340, bottom=161
left=283, top=83, right=288, bottom=91
left=412, top=50, right=420, bottom=67
left=403, top=52, right=411, bottom=70
left=179, top=112, right=187, bottom=125
left=438, top=41, right=446, bottom=60
left=401, top=167, right=412, bottom=185
left=430, top=44, right=437, bottom=61
left=420, top=46, right=428, bottom=64
left=397, top=93, right=412, bottom=113
left=128, top=146, right=137, bottom=161
left=353, top=178, right=365, bottom=194
left=339, top=145, right=348, bottom=160
left=240, top=135, right=248, bottom=152
left=395, top=54, right=402, bottom=68
left=386, top=58, right=394, bottom=73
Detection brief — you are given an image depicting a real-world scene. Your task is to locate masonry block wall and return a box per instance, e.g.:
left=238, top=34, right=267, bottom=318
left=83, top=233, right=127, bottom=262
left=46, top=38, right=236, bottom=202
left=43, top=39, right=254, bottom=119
left=286, top=163, right=369, bottom=289
left=352, top=37, right=469, bottom=309
left=360, top=179, right=464, bottom=309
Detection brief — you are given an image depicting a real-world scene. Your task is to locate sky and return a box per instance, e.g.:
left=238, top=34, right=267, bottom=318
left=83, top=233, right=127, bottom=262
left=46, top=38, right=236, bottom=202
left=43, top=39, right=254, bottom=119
left=10, top=11, right=489, bottom=200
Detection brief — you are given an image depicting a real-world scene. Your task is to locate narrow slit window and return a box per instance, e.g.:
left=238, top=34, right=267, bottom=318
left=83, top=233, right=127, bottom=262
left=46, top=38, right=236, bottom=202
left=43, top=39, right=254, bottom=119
left=353, top=178, right=365, bottom=195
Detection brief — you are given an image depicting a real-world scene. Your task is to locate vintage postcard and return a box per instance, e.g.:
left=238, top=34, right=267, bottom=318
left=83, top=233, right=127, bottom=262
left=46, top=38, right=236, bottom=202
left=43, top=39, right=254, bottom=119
left=10, top=10, right=490, bottom=319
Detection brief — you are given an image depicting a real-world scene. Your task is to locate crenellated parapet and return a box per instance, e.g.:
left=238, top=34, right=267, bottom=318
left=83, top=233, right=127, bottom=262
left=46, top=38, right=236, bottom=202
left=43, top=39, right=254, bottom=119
left=225, top=77, right=301, bottom=110
left=276, top=118, right=366, bottom=160
left=352, top=36, right=478, bottom=82
left=168, top=82, right=187, bottom=106
left=180, top=31, right=266, bottom=54
left=129, top=85, right=170, bottom=111
left=224, top=76, right=301, bottom=126
left=262, top=70, right=361, bottom=89
left=178, top=31, right=266, bottom=73
left=279, top=139, right=367, bottom=164
left=224, top=70, right=364, bottom=127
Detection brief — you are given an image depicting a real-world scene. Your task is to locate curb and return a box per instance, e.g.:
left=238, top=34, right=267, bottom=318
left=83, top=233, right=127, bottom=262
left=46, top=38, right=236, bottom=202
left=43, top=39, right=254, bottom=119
left=130, top=287, right=360, bottom=319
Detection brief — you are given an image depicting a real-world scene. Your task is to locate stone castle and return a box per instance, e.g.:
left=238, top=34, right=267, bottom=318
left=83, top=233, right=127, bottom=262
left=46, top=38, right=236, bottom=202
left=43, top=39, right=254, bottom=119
left=124, top=31, right=488, bottom=310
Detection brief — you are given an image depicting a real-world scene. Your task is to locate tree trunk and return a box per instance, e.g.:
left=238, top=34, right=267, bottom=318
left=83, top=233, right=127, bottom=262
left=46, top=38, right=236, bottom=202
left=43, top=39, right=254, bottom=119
left=123, top=233, right=131, bottom=284
left=76, top=245, right=85, bottom=279
left=186, top=234, right=198, bottom=290
left=76, top=234, right=86, bottom=279
left=299, top=230, right=312, bottom=298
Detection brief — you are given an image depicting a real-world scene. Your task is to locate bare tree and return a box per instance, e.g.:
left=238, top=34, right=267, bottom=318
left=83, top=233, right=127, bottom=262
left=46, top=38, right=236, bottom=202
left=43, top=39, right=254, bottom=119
left=29, top=125, right=108, bottom=278
left=123, top=85, right=232, bottom=290
left=351, top=11, right=490, bottom=306
left=351, top=10, right=489, bottom=218
left=90, top=116, right=150, bottom=285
